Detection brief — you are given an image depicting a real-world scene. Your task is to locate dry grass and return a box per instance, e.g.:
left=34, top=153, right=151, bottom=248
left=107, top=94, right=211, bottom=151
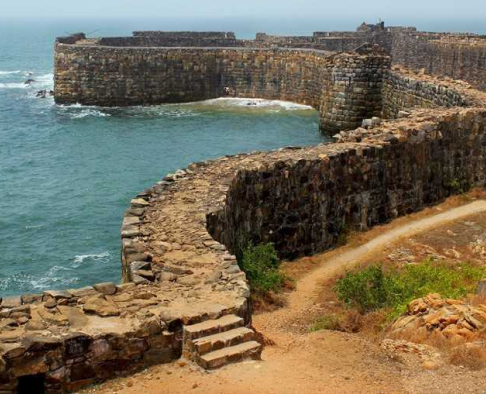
left=252, top=291, right=288, bottom=313
left=448, top=345, right=486, bottom=370
left=387, top=322, right=486, bottom=370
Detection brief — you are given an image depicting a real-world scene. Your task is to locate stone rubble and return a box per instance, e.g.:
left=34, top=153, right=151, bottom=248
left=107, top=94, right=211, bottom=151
left=389, top=293, right=486, bottom=343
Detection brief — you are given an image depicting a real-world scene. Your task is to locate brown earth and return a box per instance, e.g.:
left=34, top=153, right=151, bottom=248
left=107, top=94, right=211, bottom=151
left=81, top=192, right=486, bottom=394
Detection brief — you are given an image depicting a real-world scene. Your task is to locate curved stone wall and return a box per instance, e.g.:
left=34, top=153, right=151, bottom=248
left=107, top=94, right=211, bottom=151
left=2, top=30, right=486, bottom=392
left=208, top=108, right=486, bottom=260
left=391, top=32, right=486, bottom=91
left=382, top=68, right=475, bottom=119
left=54, top=40, right=388, bottom=133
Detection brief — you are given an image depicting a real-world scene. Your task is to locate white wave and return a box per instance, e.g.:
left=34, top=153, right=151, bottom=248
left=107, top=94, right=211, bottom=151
left=0, top=82, right=28, bottom=89
left=0, top=70, right=21, bottom=75
left=59, top=103, right=84, bottom=108
left=71, top=109, right=111, bottom=119
left=145, top=107, right=197, bottom=118
left=25, top=225, right=44, bottom=229
left=0, top=268, right=79, bottom=292
left=73, top=251, right=111, bottom=264
left=30, top=266, right=79, bottom=289
left=33, top=73, right=54, bottom=88
left=201, top=97, right=313, bottom=110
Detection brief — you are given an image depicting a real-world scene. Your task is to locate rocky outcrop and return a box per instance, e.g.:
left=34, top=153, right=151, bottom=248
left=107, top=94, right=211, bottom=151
left=389, top=294, right=486, bottom=343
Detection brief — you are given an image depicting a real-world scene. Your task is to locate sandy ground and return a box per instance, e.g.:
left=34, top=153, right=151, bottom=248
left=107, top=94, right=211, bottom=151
left=81, top=195, right=486, bottom=394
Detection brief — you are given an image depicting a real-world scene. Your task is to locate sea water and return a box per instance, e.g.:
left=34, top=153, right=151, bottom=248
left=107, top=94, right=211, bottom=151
left=0, top=19, right=326, bottom=297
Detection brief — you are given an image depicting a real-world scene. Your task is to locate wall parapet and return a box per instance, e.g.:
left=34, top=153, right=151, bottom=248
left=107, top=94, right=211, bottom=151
left=4, top=23, right=486, bottom=392
left=54, top=43, right=389, bottom=133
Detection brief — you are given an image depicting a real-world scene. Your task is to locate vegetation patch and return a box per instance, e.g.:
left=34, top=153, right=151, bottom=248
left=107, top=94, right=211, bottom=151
left=238, top=243, right=290, bottom=310
left=310, top=314, right=343, bottom=332
left=445, top=178, right=469, bottom=195
left=335, top=258, right=486, bottom=320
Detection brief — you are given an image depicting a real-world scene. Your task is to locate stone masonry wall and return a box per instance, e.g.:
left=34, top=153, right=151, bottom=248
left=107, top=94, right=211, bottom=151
left=54, top=41, right=389, bottom=133
left=391, top=32, right=486, bottom=91
left=208, top=107, right=486, bottom=260
left=99, top=32, right=241, bottom=47
left=5, top=61, right=486, bottom=392
left=382, top=68, right=473, bottom=119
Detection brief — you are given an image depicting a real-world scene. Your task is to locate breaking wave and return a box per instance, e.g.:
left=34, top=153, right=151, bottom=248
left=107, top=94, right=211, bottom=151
left=73, top=251, right=111, bottom=265
left=201, top=97, right=313, bottom=111
left=70, top=109, right=112, bottom=119
left=0, top=266, right=79, bottom=293
left=0, top=82, right=28, bottom=89
left=0, top=70, right=21, bottom=76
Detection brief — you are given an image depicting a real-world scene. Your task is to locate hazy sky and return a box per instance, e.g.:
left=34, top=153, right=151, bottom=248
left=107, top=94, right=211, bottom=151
left=3, top=0, right=484, bottom=21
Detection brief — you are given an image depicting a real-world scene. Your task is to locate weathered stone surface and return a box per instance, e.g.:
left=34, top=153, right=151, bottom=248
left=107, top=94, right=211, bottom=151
left=20, top=294, right=42, bottom=304
left=133, top=270, right=155, bottom=281
left=44, top=290, right=72, bottom=300
left=93, top=282, right=117, bottom=296
left=22, top=334, right=62, bottom=352
left=2, top=297, right=21, bottom=309
left=130, top=261, right=151, bottom=271
left=68, top=286, right=97, bottom=298
left=2, top=344, right=26, bottom=360
left=83, top=296, right=120, bottom=317
left=37, top=308, right=69, bottom=326
left=131, top=198, right=150, bottom=208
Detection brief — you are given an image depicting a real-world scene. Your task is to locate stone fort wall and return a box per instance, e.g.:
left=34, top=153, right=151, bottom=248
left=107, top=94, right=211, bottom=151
left=208, top=107, right=486, bottom=260
left=2, top=26, right=486, bottom=393
left=54, top=43, right=388, bottom=133
left=391, top=32, right=486, bottom=91
left=56, top=24, right=486, bottom=94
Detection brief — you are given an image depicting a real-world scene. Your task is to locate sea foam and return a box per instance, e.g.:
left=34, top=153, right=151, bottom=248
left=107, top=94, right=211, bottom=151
left=0, top=70, right=21, bottom=76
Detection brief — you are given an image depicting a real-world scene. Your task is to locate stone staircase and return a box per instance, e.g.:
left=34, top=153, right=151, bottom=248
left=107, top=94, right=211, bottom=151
left=183, top=314, right=262, bottom=369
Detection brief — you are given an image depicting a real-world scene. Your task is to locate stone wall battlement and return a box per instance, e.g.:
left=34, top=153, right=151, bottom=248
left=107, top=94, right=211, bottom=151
left=3, top=23, right=486, bottom=392
left=54, top=43, right=388, bottom=133
left=5, top=66, right=486, bottom=392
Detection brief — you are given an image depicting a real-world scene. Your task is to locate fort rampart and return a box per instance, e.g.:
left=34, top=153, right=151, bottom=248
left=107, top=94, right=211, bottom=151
left=2, top=24, right=486, bottom=393
left=54, top=42, right=387, bottom=133
left=391, top=32, right=486, bottom=91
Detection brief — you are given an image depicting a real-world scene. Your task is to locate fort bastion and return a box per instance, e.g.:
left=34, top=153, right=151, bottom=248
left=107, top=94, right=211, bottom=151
left=1, top=22, right=486, bottom=393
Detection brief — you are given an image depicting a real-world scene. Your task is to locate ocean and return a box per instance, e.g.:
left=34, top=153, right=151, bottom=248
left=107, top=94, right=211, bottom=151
left=0, top=19, right=327, bottom=297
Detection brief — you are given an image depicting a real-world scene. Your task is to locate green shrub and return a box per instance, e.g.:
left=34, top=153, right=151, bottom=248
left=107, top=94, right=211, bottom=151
left=334, top=265, right=393, bottom=313
left=310, top=314, right=343, bottom=332
left=239, top=243, right=285, bottom=294
left=335, top=259, right=486, bottom=319
left=446, top=178, right=468, bottom=194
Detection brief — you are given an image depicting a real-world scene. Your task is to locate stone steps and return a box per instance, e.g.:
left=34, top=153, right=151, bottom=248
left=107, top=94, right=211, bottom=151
left=190, top=326, right=255, bottom=355
left=198, top=341, right=262, bottom=369
left=183, top=314, right=243, bottom=341
left=183, top=314, right=261, bottom=369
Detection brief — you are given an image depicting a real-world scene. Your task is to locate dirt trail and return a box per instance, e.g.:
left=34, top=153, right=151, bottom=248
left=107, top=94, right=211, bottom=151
left=258, top=200, right=486, bottom=333
left=84, top=200, right=486, bottom=394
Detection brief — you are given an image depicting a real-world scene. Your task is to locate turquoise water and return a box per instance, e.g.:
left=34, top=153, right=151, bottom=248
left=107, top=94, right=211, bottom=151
left=0, top=20, right=325, bottom=297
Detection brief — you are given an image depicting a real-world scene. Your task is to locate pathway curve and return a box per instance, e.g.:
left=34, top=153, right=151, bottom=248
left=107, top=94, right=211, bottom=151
left=84, top=200, right=486, bottom=394
left=256, top=200, right=486, bottom=332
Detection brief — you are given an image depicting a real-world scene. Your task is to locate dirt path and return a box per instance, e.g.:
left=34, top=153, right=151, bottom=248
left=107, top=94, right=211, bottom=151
left=258, top=200, right=486, bottom=333
left=83, top=200, right=486, bottom=394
